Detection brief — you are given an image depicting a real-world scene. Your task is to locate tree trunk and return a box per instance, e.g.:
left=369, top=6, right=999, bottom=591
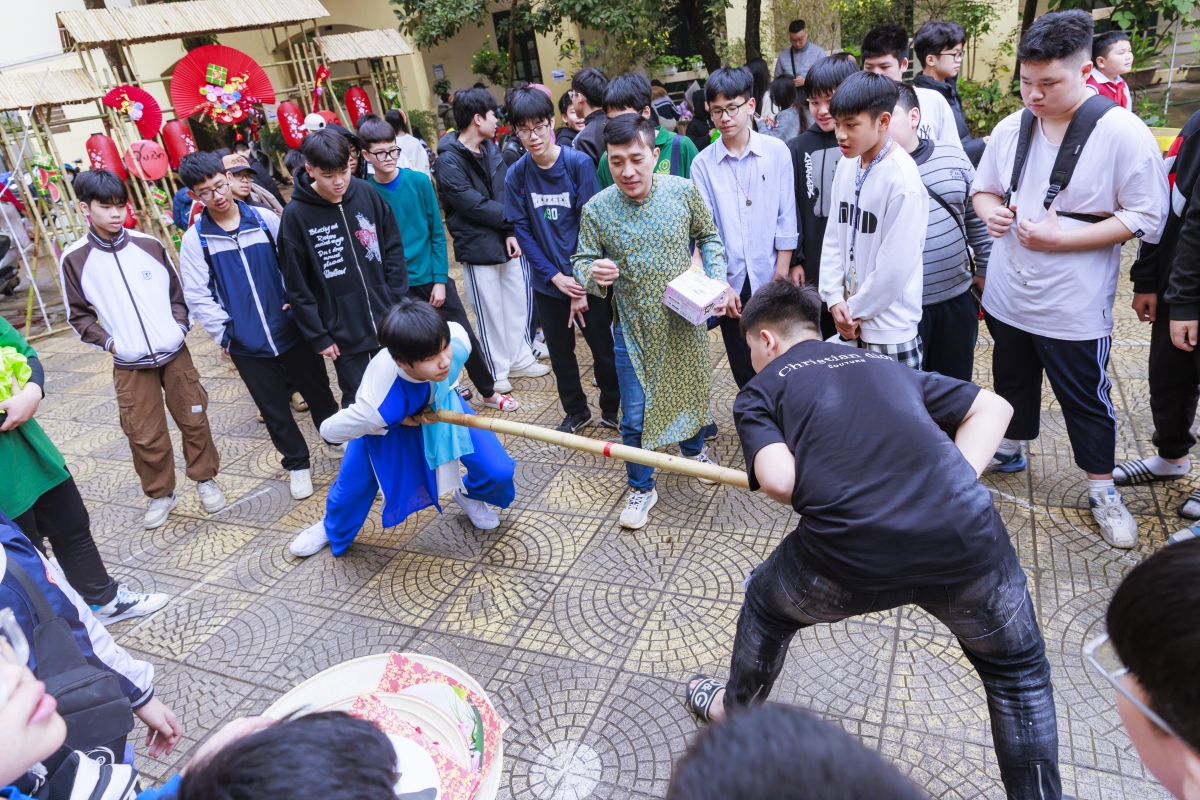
left=679, top=0, right=722, bottom=72
left=1015, top=0, right=1038, bottom=85
left=508, top=0, right=519, bottom=85
left=82, top=0, right=126, bottom=83
left=745, top=0, right=762, bottom=62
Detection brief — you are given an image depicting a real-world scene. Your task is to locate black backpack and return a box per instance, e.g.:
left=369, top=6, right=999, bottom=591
left=1003, top=94, right=1117, bottom=224
left=7, top=559, right=134, bottom=765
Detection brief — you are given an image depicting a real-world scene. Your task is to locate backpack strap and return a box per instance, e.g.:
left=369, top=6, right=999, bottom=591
left=669, top=134, right=682, bottom=176
left=926, top=184, right=976, bottom=274
left=6, top=558, right=57, bottom=626
left=1003, top=108, right=1037, bottom=209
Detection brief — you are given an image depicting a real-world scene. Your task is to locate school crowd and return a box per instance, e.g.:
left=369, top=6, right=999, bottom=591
left=2, top=8, right=1199, bottom=800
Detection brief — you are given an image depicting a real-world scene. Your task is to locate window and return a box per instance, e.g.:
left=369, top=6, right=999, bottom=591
left=492, top=11, right=542, bottom=84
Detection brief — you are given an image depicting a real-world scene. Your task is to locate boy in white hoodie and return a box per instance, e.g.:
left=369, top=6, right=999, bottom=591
left=819, top=72, right=929, bottom=366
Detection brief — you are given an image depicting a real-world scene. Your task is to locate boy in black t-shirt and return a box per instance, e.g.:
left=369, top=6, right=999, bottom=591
left=683, top=280, right=1062, bottom=800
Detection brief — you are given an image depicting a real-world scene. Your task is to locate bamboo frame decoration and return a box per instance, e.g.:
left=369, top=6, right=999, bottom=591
left=427, top=409, right=751, bottom=490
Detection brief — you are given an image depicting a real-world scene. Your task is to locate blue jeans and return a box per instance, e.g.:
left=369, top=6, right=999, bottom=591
left=613, top=324, right=704, bottom=491
left=727, top=543, right=1060, bottom=800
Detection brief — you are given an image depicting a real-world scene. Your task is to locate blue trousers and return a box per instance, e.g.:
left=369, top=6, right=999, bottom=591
left=613, top=324, right=704, bottom=491
left=324, top=426, right=515, bottom=556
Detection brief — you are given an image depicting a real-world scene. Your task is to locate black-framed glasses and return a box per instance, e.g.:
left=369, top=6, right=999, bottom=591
left=367, top=147, right=403, bottom=162
left=196, top=182, right=230, bottom=202
left=710, top=100, right=749, bottom=119
left=515, top=124, right=552, bottom=140
left=1084, top=633, right=1181, bottom=740
left=937, top=51, right=964, bottom=62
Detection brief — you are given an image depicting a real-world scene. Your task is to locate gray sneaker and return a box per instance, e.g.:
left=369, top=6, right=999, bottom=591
left=1090, top=488, right=1137, bottom=549
left=619, top=488, right=658, bottom=530
left=143, top=493, right=178, bottom=529
left=687, top=448, right=719, bottom=485
left=196, top=479, right=227, bottom=513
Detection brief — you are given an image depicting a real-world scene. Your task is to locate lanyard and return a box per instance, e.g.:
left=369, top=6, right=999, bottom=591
left=845, top=137, right=893, bottom=298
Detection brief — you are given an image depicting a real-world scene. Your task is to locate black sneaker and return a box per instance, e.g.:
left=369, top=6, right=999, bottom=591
left=703, top=423, right=718, bottom=440
left=599, top=413, right=620, bottom=429
left=556, top=410, right=593, bottom=433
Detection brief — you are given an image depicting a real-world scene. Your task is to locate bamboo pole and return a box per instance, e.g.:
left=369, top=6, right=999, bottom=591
left=427, top=409, right=751, bottom=490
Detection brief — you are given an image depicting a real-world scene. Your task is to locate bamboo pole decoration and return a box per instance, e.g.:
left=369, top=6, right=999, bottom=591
left=426, top=409, right=751, bottom=490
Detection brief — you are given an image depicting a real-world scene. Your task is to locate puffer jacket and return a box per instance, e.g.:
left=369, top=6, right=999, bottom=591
left=435, top=133, right=514, bottom=265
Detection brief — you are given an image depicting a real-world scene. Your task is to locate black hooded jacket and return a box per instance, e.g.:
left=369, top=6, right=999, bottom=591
left=277, top=171, right=408, bottom=354
left=912, top=74, right=986, bottom=167
left=788, top=125, right=841, bottom=286
left=1141, top=110, right=1200, bottom=318
left=436, top=133, right=514, bottom=265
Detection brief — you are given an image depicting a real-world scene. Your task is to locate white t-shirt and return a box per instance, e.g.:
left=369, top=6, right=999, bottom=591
left=915, top=88, right=963, bottom=152
left=972, top=107, right=1167, bottom=340
left=396, top=132, right=430, bottom=176
left=819, top=147, right=929, bottom=344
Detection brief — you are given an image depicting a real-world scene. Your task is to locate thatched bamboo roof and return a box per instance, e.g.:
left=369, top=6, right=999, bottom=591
left=57, top=0, right=329, bottom=48
left=0, top=68, right=103, bottom=112
left=318, top=29, right=414, bottom=63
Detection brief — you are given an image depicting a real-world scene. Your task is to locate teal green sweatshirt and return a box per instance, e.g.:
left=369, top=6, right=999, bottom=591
left=369, top=169, right=448, bottom=286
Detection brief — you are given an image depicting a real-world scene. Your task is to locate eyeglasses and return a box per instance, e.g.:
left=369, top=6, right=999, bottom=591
left=1083, top=634, right=1181, bottom=740
left=367, top=147, right=403, bottom=162
left=0, top=608, right=30, bottom=709
left=709, top=100, right=749, bottom=119
left=515, top=124, right=552, bottom=140
left=937, top=51, right=964, bottom=62
left=196, top=182, right=230, bottom=202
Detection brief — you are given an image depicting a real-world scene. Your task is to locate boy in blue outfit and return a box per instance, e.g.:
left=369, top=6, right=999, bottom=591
left=288, top=299, right=516, bottom=557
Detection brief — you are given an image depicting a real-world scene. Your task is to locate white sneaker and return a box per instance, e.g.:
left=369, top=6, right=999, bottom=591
left=324, top=442, right=346, bottom=459
left=532, top=339, right=549, bottom=360
left=90, top=585, right=170, bottom=625
left=289, top=520, right=330, bottom=556
left=143, top=493, right=178, bottom=529
left=196, top=479, right=227, bottom=513
left=452, top=488, right=499, bottom=530
left=493, top=379, right=513, bottom=393
left=687, top=448, right=719, bottom=485
left=509, top=362, right=551, bottom=378
left=619, top=488, right=658, bottom=529
left=1090, top=489, right=1138, bottom=549
left=290, top=469, right=314, bottom=500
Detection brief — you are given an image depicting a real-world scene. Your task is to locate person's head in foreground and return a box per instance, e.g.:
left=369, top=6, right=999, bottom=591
left=178, top=711, right=397, bottom=800
left=300, top=129, right=352, bottom=202
left=741, top=279, right=823, bottom=373
left=379, top=298, right=453, bottom=382
left=358, top=116, right=405, bottom=183
left=178, top=152, right=235, bottom=215
left=861, top=23, right=911, bottom=80
left=507, top=86, right=558, bottom=159
left=0, top=658, right=67, bottom=787
left=666, top=704, right=928, bottom=800
left=1016, top=9, right=1094, bottom=120
left=73, top=169, right=128, bottom=237
left=888, top=82, right=922, bottom=151
left=1093, top=30, right=1134, bottom=80
left=788, top=19, right=809, bottom=51
left=913, top=20, right=966, bottom=82
left=1101, top=538, right=1200, bottom=798
left=604, top=72, right=654, bottom=119
left=452, top=86, right=500, bottom=139
left=604, top=113, right=661, bottom=202
left=804, top=54, right=861, bottom=133
left=828, top=71, right=898, bottom=159
left=221, top=153, right=258, bottom=201
left=705, top=66, right=756, bottom=140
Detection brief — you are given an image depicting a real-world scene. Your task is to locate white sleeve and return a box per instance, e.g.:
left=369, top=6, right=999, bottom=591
left=318, top=351, right=394, bottom=442
left=178, top=228, right=229, bottom=347
left=448, top=321, right=471, bottom=354
left=1112, top=119, right=1169, bottom=244
left=931, top=92, right=964, bottom=151
left=413, top=143, right=431, bottom=176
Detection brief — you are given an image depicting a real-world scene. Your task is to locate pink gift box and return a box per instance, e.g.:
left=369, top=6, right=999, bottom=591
left=663, top=269, right=727, bottom=325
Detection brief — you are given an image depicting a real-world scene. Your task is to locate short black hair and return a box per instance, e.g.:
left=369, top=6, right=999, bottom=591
left=453, top=87, right=498, bottom=131
left=301, top=129, right=351, bottom=172
left=508, top=86, right=556, bottom=128
left=705, top=66, right=755, bottom=104
left=378, top=297, right=451, bottom=364
left=788, top=19, right=807, bottom=34
left=861, top=23, right=909, bottom=65
left=1093, top=29, right=1132, bottom=61
left=440, top=91, right=451, bottom=103
left=1107, top=538, right=1200, bottom=754
left=384, top=108, right=407, bottom=135
left=895, top=81, right=920, bottom=113
left=829, top=70, right=899, bottom=120
left=356, top=116, right=397, bottom=147
left=571, top=67, right=609, bottom=108
left=73, top=169, right=127, bottom=205
left=804, top=53, right=860, bottom=99
left=603, top=112, right=658, bottom=150
left=177, top=712, right=396, bottom=800
left=178, top=151, right=225, bottom=189
left=604, top=72, right=652, bottom=115
left=768, top=75, right=798, bottom=112
left=283, top=148, right=306, bottom=174
left=666, top=705, right=928, bottom=800
left=1017, top=9, right=1092, bottom=65
left=913, top=20, right=965, bottom=66
left=558, top=91, right=572, bottom=116
left=740, top=279, right=821, bottom=338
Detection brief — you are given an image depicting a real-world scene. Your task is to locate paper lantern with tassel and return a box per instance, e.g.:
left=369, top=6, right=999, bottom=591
left=162, top=120, right=198, bottom=169
left=277, top=101, right=306, bottom=149
left=85, top=133, right=126, bottom=181
left=344, top=86, right=372, bottom=128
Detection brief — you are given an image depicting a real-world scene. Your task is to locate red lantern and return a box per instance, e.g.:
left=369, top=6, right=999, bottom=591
left=125, top=140, right=170, bottom=181
left=162, top=120, right=197, bottom=169
left=277, top=101, right=306, bottom=149
left=344, top=86, right=372, bottom=128
left=123, top=202, right=137, bottom=229
left=317, top=109, right=342, bottom=127
left=85, top=133, right=126, bottom=181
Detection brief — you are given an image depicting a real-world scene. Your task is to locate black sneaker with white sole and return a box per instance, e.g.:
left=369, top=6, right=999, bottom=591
left=599, top=413, right=620, bottom=429
left=556, top=410, right=593, bottom=433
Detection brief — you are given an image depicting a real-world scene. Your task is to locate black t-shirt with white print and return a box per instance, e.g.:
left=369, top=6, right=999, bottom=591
left=733, top=339, right=1011, bottom=591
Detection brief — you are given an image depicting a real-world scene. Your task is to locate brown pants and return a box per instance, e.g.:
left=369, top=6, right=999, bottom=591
left=112, top=346, right=220, bottom=498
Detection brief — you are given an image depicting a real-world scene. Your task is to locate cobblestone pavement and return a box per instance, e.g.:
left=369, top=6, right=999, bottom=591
left=26, top=257, right=1175, bottom=799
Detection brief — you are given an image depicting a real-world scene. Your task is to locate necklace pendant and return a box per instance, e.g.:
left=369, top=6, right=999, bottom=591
left=745, top=198, right=752, bottom=206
